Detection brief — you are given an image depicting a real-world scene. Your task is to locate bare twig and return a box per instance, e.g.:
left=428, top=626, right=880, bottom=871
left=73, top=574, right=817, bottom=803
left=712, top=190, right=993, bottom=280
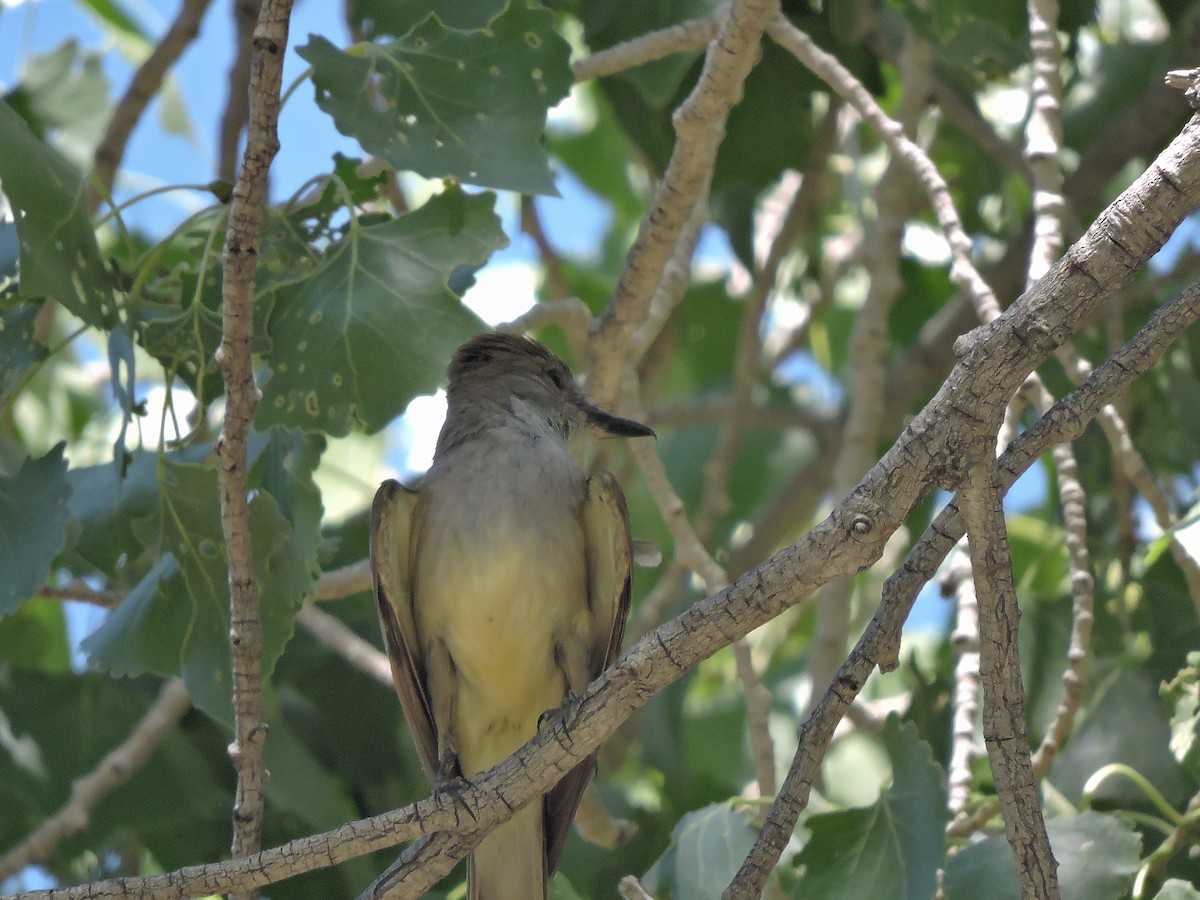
left=0, top=679, right=192, bottom=880
left=90, top=0, right=214, bottom=209
left=622, top=380, right=777, bottom=798
left=217, top=0, right=262, bottom=183
left=217, top=0, right=293, bottom=887
left=295, top=603, right=391, bottom=687
left=571, top=6, right=726, bottom=83
left=943, top=547, right=981, bottom=816
left=590, top=0, right=779, bottom=408
left=312, top=559, right=372, bottom=600
left=806, top=32, right=931, bottom=714
left=34, top=584, right=123, bottom=607
left=520, top=195, right=575, bottom=300
left=618, top=875, right=658, bottom=900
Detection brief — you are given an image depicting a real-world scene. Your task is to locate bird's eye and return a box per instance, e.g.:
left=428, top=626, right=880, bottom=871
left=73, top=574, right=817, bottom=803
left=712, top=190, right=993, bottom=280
left=547, top=368, right=567, bottom=389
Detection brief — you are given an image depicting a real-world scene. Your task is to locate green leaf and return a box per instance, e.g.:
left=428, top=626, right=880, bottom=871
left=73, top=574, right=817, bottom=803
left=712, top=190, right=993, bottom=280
left=83, top=458, right=301, bottom=724
left=793, top=719, right=948, bottom=899
left=162, top=462, right=297, bottom=723
left=0, top=443, right=71, bottom=616
left=76, top=0, right=149, bottom=42
left=257, top=188, right=505, bottom=436
left=643, top=802, right=759, bottom=900
left=81, top=555, right=188, bottom=677
left=299, top=1, right=572, bottom=195
left=0, top=671, right=233, bottom=878
left=0, top=597, right=70, bottom=672
left=82, top=430, right=320, bottom=698
left=8, top=41, right=112, bottom=166
left=251, top=428, right=325, bottom=632
left=65, top=443, right=210, bottom=579
left=0, top=301, right=49, bottom=394
left=260, top=699, right=377, bottom=890
left=0, top=101, right=118, bottom=328
left=879, top=717, right=950, bottom=896
left=1155, top=880, right=1200, bottom=900
left=1162, top=653, right=1200, bottom=780
left=1049, top=672, right=1194, bottom=811
left=134, top=213, right=229, bottom=403
left=943, top=812, right=1141, bottom=900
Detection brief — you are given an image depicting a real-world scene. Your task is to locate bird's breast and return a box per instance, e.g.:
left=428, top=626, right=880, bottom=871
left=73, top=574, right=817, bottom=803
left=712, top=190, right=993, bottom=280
left=413, top=436, right=591, bottom=735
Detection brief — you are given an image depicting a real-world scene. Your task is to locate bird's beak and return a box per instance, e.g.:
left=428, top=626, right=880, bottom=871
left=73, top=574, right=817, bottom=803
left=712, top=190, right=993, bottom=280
left=583, top=403, right=656, bottom=439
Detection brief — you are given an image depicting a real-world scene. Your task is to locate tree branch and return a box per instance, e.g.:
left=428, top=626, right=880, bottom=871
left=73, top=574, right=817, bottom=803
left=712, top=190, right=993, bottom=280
left=571, top=6, right=725, bottom=83
left=720, top=99, right=1200, bottom=889
left=959, top=441, right=1061, bottom=899
left=89, top=0, right=214, bottom=209
left=590, top=0, right=779, bottom=408
left=217, top=0, right=293, bottom=888
left=217, top=0, right=262, bottom=183
left=944, top=547, right=982, bottom=817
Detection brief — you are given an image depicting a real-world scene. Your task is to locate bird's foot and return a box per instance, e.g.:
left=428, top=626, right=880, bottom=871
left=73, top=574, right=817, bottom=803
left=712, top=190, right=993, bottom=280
left=538, top=689, right=585, bottom=742
left=434, top=763, right=480, bottom=830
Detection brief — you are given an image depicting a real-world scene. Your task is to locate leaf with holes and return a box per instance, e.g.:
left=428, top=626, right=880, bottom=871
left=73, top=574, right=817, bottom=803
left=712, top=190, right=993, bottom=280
left=0, top=302, right=49, bottom=394
left=0, top=101, right=118, bottom=328
left=0, top=444, right=72, bottom=616
left=100, top=459, right=299, bottom=723
left=299, top=0, right=572, bottom=195
left=256, top=187, right=504, bottom=436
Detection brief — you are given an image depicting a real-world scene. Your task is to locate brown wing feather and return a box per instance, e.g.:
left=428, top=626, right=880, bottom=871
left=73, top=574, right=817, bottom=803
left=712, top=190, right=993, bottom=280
left=544, top=470, right=634, bottom=872
left=370, top=479, right=439, bottom=782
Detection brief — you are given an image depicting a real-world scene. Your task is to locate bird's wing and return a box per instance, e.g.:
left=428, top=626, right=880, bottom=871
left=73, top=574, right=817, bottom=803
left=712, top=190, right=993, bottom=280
left=370, top=479, right=439, bottom=782
left=544, top=470, right=634, bottom=872
left=582, top=470, right=634, bottom=672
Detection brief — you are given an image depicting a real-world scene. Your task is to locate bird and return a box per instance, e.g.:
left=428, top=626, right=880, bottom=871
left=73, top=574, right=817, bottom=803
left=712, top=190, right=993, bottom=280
left=370, top=332, right=652, bottom=899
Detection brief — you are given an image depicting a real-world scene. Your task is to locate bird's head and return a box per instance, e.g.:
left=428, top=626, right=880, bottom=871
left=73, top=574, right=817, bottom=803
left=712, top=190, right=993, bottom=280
left=447, top=333, right=655, bottom=441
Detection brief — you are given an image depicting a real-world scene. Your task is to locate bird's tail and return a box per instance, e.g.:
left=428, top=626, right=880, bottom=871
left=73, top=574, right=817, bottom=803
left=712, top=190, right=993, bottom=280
left=468, top=801, right=547, bottom=900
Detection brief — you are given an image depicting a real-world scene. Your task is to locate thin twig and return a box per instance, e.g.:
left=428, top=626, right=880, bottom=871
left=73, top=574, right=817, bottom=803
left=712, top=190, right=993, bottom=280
left=90, top=0, right=214, bottom=209
left=295, top=603, right=391, bottom=687
left=217, top=0, right=293, bottom=888
left=217, top=0, right=261, bottom=183
left=312, top=559, right=372, bottom=600
left=806, top=32, right=931, bottom=714
left=622, top=380, right=777, bottom=800
left=943, top=546, right=981, bottom=817
left=33, top=584, right=123, bottom=607
left=571, top=6, right=726, bottom=83
left=590, top=0, right=779, bottom=408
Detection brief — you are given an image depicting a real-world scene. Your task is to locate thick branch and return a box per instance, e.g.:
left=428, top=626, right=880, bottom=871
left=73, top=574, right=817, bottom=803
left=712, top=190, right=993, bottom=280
left=960, top=443, right=1060, bottom=899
